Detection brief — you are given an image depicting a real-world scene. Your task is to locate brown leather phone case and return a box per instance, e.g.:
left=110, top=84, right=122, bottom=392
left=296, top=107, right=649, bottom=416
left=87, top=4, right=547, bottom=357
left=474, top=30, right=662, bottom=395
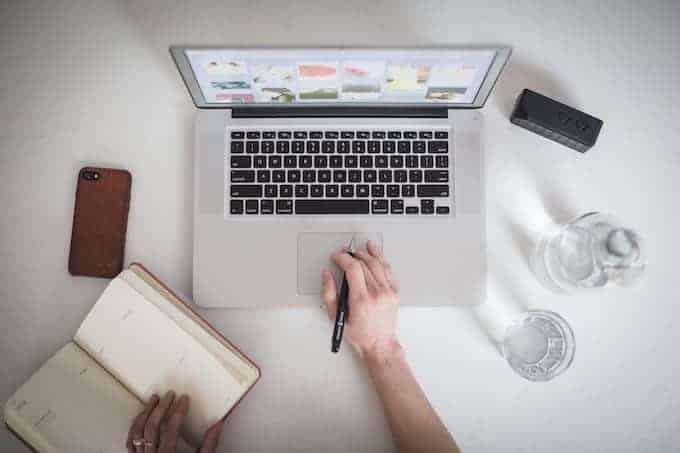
left=68, top=167, right=132, bottom=278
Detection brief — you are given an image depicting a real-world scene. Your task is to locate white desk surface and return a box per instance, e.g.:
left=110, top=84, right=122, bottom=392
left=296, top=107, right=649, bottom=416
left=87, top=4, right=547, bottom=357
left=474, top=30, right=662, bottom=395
left=1, top=1, right=679, bottom=451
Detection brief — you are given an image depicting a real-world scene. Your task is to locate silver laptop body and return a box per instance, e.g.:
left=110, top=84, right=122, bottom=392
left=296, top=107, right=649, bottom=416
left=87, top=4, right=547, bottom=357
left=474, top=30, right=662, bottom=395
left=171, top=47, right=511, bottom=307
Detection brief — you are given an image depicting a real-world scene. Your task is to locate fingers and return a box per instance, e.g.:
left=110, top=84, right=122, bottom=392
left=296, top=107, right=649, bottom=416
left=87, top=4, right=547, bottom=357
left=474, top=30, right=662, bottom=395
left=366, top=240, right=398, bottom=293
left=158, top=394, right=190, bottom=453
left=127, top=394, right=159, bottom=453
left=321, top=269, right=338, bottom=319
left=353, top=249, right=390, bottom=289
left=199, top=419, right=225, bottom=453
left=331, top=250, right=368, bottom=297
left=144, top=390, right=175, bottom=453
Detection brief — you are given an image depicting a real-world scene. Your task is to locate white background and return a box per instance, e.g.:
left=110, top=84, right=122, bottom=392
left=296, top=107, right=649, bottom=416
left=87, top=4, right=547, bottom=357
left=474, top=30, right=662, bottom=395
left=1, top=1, right=678, bottom=452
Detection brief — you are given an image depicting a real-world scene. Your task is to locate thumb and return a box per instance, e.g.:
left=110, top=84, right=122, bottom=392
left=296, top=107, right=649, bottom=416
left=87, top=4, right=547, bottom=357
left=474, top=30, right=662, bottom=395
left=198, top=418, right=224, bottom=453
left=321, top=268, right=338, bottom=320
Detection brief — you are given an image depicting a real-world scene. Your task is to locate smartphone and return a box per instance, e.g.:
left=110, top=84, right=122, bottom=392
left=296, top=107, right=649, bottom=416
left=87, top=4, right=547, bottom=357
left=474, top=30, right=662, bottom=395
left=68, top=167, right=132, bottom=278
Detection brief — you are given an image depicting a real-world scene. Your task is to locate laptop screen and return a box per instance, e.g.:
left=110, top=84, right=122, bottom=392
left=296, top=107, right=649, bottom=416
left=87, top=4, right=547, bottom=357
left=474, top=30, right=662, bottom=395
left=177, top=48, right=503, bottom=108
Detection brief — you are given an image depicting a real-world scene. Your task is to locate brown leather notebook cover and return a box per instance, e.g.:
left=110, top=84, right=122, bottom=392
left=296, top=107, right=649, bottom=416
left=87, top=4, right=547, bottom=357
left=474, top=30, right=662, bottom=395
left=68, top=167, right=132, bottom=278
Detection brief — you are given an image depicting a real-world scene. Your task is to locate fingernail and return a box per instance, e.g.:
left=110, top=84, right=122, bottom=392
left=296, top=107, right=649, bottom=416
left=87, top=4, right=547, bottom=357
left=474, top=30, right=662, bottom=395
left=165, top=390, right=175, bottom=399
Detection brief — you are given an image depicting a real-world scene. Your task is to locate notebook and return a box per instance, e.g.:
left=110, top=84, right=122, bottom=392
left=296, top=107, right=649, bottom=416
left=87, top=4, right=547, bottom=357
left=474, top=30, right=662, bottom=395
left=2, top=263, right=261, bottom=452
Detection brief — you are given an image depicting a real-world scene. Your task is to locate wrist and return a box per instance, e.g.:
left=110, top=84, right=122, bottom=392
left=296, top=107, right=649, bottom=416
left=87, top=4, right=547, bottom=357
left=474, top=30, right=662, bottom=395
left=361, top=338, right=404, bottom=367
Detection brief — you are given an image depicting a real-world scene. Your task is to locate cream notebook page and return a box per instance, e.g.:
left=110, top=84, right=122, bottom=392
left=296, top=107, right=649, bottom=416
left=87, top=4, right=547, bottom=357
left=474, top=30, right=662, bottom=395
left=74, top=273, right=249, bottom=443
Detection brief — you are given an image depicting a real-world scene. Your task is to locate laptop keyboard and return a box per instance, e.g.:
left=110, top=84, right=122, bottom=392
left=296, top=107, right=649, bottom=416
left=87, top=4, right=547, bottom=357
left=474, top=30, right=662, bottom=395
left=227, top=129, right=453, bottom=216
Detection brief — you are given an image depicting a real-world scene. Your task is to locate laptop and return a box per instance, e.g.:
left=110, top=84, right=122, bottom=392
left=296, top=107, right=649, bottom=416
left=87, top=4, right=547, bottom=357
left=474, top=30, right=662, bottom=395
left=170, top=47, right=510, bottom=307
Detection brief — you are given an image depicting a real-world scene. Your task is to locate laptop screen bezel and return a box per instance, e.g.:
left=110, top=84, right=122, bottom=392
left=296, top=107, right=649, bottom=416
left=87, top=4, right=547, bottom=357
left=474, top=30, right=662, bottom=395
left=170, top=46, right=511, bottom=110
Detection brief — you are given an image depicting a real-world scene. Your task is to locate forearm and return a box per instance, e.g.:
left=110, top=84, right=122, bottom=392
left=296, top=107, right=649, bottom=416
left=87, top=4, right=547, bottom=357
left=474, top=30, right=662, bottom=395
left=364, top=341, right=460, bottom=453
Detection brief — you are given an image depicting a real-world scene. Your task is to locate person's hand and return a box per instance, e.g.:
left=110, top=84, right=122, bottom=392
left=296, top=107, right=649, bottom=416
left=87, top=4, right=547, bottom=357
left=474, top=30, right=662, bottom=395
left=126, top=390, right=224, bottom=453
left=321, top=240, right=401, bottom=361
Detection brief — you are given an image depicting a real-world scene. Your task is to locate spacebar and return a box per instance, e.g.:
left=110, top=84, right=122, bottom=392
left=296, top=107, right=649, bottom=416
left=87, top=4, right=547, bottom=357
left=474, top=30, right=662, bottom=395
left=295, top=200, right=369, bottom=214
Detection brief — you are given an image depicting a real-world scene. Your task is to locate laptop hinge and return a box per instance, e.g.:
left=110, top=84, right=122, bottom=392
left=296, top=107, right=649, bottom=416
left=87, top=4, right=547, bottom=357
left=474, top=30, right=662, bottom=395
left=231, top=107, right=449, bottom=118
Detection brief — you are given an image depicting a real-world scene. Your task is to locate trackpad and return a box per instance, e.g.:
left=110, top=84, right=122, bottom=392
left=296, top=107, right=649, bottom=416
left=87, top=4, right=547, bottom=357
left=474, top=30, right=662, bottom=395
left=297, top=232, right=383, bottom=295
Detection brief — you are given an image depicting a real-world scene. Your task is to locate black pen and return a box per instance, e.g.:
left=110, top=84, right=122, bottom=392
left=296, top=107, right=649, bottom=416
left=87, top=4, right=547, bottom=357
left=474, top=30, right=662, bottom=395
left=332, top=241, right=355, bottom=353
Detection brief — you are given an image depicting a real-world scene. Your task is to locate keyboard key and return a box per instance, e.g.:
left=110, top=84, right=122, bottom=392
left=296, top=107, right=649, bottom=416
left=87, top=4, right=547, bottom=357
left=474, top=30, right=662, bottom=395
left=294, top=131, right=308, bottom=139
left=406, top=206, right=419, bottom=214
left=421, top=199, right=434, bottom=214
left=269, top=156, right=282, bottom=168
left=296, top=199, right=369, bottom=214
left=245, top=200, right=258, bottom=214
left=394, top=170, right=407, bottom=183
left=329, top=156, right=343, bottom=168
left=231, top=131, right=245, bottom=139
left=379, top=170, right=392, bottom=183
left=326, top=185, right=339, bottom=197
left=345, top=156, right=358, bottom=168
left=287, top=170, right=301, bottom=183
left=231, top=170, right=255, bottom=183
left=261, top=199, right=274, bottom=214
left=405, top=155, right=418, bottom=168
left=364, top=170, right=377, bottom=182
left=246, top=142, right=259, bottom=154
left=318, top=170, right=331, bottom=183
left=303, top=170, right=316, bottom=183
left=409, top=170, right=423, bottom=183
left=231, top=185, right=262, bottom=198
left=338, top=141, right=350, bottom=153
left=419, top=131, right=433, bottom=139
left=231, top=156, right=251, bottom=168
left=404, top=131, right=417, bottom=139
left=375, top=156, right=388, bottom=168
left=230, top=199, right=243, bottom=214
left=295, top=184, right=309, bottom=198
left=398, top=141, right=411, bottom=153
left=231, top=141, right=244, bottom=153
left=387, top=184, right=400, bottom=197
left=372, top=131, right=386, bottom=139
left=333, top=170, right=347, bottom=183
left=367, top=141, right=381, bottom=154
left=390, top=156, right=404, bottom=167
left=277, top=131, right=292, bottom=139
left=254, top=155, right=267, bottom=168
left=310, top=131, right=323, bottom=139
left=383, top=141, right=396, bottom=153
left=307, top=141, right=320, bottom=153
left=257, top=170, right=271, bottom=183
left=325, top=131, right=339, bottom=139
left=435, top=131, right=449, bottom=139
left=371, top=199, right=388, bottom=214
left=360, top=155, right=373, bottom=168
left=264, top=184, right=278, bottom=197
left=436, top=206, right=450, bottom=215
left=263, top=131, right=275, bottom=139
left=388, top=131, right=402, bottom=139
left=357, top=131, right=370, bottom=139
left=418, top=185, right=449, bottom=197
left=272, top=170, right=286, bottom=183
left=292, top=141, right=305, bottom=153
left=413, top=141, right=426, bottom=153
left=341, top=131, right=355, bottom=139
left=402, top=184, right=415, bottom=197
left=352, top=141, right=366, bottom=153
left=314, top=156, right=328, bottom=168
left=341, top=185, right=354, bottom=197
left=262, top=141, right=275, bottom=153
left=348, top=170, right=362, bottom=182
left=280, top=184, right=293, bottom=197
left=284, top=156, right=297, bottom=168
left=436, top=155, right=449, bottom=168
left=311, top=185, right=324, bottom=197
left=276, top=141, right=290, bottom=154
left=425, top=170, right=449, bottom=183
left=299, top=156, right=312, bottom=168
left=276, top=199, right=293, bottom=214
left=371, top=184, right=385, bottom=197
left=322, top=141, right=336, bottom=154
left=428, top=141, right=449, bottom=153
left=357, top=185, right=369, bottom=197
left=421, top=155, right=434, bottom=168
left=390, top=199, right=404, bottom=214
